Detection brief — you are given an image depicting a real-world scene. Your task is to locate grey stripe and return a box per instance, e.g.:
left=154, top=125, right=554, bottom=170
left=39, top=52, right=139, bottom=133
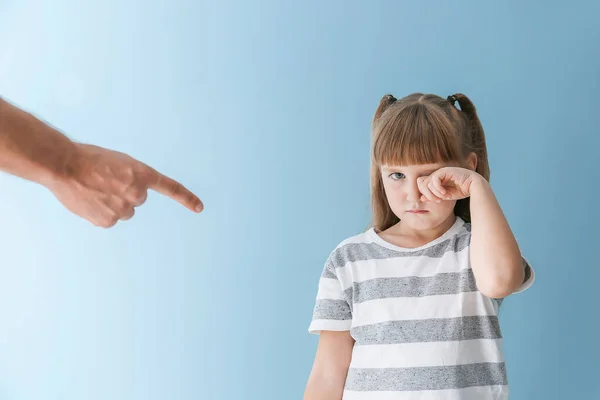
left=329, top=232, right=470, bottom=269
left=312, top=299, right=352, bottom=321
left=321, top=259, right=337, bottom=279
left=348, top=269, right=477, bottom=303
left=524, top=260, right=532, bottom=282
left=345, top=362, right=507, bottom=391
left=351, top=316, right=501, bottom=345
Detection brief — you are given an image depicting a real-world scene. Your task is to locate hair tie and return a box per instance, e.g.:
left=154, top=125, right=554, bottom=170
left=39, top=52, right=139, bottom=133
left=447, top=95, right=458, bottom=105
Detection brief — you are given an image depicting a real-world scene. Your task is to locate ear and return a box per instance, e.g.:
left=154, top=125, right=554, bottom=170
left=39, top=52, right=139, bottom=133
left=466, top=152, right=478, bottom=171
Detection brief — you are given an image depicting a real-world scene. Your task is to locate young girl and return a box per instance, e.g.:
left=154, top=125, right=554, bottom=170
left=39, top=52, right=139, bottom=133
left=304, top=93, right=535, bottom=400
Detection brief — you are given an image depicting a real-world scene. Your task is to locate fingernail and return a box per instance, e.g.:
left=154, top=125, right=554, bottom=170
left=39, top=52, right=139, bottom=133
left=195, top=204, right=203, bottom=212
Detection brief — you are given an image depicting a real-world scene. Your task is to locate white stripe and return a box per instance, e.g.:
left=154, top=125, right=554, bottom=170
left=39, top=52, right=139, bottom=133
left=342, top=385, right=509, bottom=400
left=336, top=248, right=470, bottom=291
left=316, top=277, right=345, bottom=300
left=352, top=291, right=496, bottom=327
left=308, top=319, right=352, bottom=334
left=349, top=339, right=505, bottom=368
left=337, top=232, right=372, bottom=246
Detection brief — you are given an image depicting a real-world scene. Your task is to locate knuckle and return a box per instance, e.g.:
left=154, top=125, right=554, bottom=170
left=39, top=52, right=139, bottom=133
left=120, top=208, right=135, bottom=220
left=104, top=209, right=120, bottom=227
left=124, top=167, right=136, bottom=184
left=119, top=204, right=129, bottom=215
left=137, top=192, right=148, bottom=205
left=136, top=166, right=154, bottom=185
left=130, top=187, right=146, bottom=202
left=97, top=218, right=116, bottom=228
left=105, top=217, right=118, bottom=228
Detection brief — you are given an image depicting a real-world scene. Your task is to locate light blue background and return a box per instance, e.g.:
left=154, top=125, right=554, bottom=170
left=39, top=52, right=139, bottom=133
left=0, top=1, right=598, bottom=399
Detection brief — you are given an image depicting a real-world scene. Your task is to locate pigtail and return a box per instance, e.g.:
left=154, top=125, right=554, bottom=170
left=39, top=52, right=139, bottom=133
left=447, top=93, right=491, bottom=223
left=448, top=93, right=490, bottom=182
left=372, top=94, right=397, bottom=130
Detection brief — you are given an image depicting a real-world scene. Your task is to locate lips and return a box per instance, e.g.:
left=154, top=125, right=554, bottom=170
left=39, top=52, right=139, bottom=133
left=407, top=210, right=429, bottom=213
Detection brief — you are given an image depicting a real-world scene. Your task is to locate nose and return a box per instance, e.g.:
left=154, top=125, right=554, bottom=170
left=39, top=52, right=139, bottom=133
left=406, top=179, right=421, bottom=202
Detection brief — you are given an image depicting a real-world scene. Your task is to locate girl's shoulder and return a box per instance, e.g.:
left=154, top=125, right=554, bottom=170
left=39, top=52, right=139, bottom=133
left=322, top=229, right=378, bottom=267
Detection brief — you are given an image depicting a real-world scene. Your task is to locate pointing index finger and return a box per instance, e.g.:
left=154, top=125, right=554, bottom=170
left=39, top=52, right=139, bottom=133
left=147, top=167, right=204, bottom=213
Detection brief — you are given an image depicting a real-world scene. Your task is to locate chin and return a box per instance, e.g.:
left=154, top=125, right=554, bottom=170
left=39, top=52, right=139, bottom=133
left=401, top=211, right=448, bottom=227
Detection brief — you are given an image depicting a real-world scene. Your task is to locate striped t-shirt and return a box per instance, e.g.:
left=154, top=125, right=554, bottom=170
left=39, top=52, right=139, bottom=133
left=308, top=216, right=535, bottom=400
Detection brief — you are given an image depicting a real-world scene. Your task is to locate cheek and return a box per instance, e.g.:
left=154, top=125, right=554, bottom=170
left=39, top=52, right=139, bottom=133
left=383, top=188, right=407, bottom=214
left=383, top=184, right=404, bottom=201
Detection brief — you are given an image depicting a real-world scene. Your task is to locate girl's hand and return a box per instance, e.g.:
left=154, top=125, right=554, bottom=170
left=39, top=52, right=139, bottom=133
left=417, top=167, right=482, bottom=203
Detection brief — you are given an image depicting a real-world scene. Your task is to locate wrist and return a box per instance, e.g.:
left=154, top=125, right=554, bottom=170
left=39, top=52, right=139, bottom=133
left=0, top=99, right=78, bottom=188
left=468, top=173, right=490, bottom=196
left=0, top=98, right=77, bottom=187
left=39, top=133, right=78, bottom=188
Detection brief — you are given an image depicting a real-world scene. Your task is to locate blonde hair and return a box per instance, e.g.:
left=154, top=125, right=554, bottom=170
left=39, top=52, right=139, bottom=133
left=370, top=92, right=490, bottom=231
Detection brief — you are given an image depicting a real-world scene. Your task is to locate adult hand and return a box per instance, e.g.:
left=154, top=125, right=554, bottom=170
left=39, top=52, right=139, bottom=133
left=46, top=143, right=203, bottom=228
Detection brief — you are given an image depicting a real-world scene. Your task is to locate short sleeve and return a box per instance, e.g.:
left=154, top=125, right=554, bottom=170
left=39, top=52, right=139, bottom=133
left=308, top=256, right=353, bottom=334
left=513, top=255, right=535, bottom=294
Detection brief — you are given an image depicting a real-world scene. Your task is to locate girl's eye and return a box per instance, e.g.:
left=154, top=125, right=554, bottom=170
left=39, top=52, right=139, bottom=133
left=389, top=172, right=405, bottom=180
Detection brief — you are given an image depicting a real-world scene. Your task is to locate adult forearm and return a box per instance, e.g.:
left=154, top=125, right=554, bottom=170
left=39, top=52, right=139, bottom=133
left=0, top=96, right=202, bottom=227
left=0, top=97, right=74, bottom=186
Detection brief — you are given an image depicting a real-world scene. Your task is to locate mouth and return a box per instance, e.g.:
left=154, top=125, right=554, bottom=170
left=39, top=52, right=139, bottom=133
left=407, top=210, right=429, bottom=214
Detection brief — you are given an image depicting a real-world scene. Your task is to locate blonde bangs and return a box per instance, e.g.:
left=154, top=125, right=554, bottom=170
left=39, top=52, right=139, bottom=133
left=373, top=103, right=463, bottom=168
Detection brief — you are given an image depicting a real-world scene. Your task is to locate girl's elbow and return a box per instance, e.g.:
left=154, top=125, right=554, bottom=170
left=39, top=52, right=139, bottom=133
left=477, top=273, right=524, bottom=299
left=478, top=284, right=514, bottom=299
